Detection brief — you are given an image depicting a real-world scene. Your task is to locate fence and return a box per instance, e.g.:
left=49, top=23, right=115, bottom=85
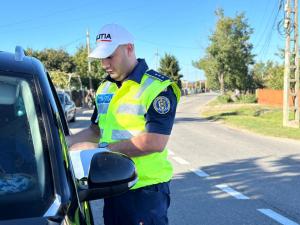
left=70, top=89, right=95, bottom=108
left=257, top=89, right=300, bottom=107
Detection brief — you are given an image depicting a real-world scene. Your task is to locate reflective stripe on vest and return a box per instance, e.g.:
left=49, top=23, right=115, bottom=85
left=111, top=130, right=141, bottom=140
left=135, top=77, right=154, bottom=98
left=99, top=104, right=109, bottom=114
left=102, top=82, right=112, bottom=93
left=117, top=104, right=146, bottom=115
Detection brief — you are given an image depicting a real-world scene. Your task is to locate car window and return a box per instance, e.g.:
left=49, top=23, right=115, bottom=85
left=0, top=74, right=53, bottom=220
left=64, top=95, right=68, bottom=104
left=58, top=93, right=64, bottom=104
left=46, top=72, right=70, bottom=136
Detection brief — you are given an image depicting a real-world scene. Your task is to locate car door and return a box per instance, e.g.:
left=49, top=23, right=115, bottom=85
left=45, top=72, right=94, bottom=225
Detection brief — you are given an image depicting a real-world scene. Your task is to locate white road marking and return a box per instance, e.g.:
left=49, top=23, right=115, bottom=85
left=168, top=150, right=175, bottom=156
left=216, top=184, right=249, bottom=200
left=258, top=209, right=299, bottom=225
left=190, top=168, right=209, bottom=177
left=172, top=156, right=190, bottom=165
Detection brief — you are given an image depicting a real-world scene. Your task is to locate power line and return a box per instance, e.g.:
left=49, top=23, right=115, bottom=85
left=0, top=5, right=144, bottom=33
left=0, top=0, right=99, bottom=28
left=253, top=0, right=273, bottom=38
left=60, top=36, right=86, bottom=49
left=137, top=38, right=205, bottom=50
left=256, top=0, right=284, bottom=60
left=254, top=0, right=279, bottom=45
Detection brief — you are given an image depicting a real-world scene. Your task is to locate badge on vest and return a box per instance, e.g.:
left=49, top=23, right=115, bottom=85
left=97, top=94, right=113, bottom=104
left=153, top=96, right=171, bottom=114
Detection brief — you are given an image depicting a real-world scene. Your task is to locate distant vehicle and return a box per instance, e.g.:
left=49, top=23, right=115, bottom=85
left=0, top=46, right=137, bottom=224
left=57, top=91, right=76, bottom=122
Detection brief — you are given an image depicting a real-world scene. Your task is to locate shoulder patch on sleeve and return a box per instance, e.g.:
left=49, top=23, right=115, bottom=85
left=153, top=96, right=171, bottom=114
left=146, top=70, right=169, bottom=82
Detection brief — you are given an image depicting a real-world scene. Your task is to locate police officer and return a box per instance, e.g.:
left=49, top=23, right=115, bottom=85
left=68, top=23, right=180, bottom=225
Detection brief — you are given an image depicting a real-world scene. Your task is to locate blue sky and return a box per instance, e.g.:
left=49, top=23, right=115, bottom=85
left=1, top=0, right=284, bottom=81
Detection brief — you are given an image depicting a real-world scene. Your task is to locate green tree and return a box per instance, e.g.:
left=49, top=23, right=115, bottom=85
left=266, top=64, right=284, bottom=90
left=265, top=62, right=284, bottom=90
left=26, top=48, right=75, bottom=73
left=194, top=55, right=219, bottom=90
left=251, top=61, right=284, bottom=90
left=73, top=45, right=106, bottom=89
left=48, top=70, right=69, bottom=89
left=193, top=9, right=254, bottom=94
left=158, top=53, right=183, bottom=88
left=249, top=62, right=267, bottom=89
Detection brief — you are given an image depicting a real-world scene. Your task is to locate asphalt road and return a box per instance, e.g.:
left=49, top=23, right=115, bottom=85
left=70, top=93, right=300, bottom=225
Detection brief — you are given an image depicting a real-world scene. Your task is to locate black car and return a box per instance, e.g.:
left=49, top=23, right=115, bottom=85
left=0, top=47, right=137, bottom=225
left=57, top=91, right=76, bottom=122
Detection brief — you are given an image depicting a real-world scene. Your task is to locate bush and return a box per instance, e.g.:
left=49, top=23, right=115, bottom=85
left=217, top=94, right=232, bottom=103
left=237, top=94, right=257, bottom=103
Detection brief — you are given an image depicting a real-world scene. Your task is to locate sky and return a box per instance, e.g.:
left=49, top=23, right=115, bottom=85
left=1, top=0, right=285, bottom=81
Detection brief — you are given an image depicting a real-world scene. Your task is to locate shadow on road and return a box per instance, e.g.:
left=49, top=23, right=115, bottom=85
left=174, top=117, right=209, bottom=123
left=169, top=154, right=300, bottom=224
left=205, top=111, right=239, bottom=122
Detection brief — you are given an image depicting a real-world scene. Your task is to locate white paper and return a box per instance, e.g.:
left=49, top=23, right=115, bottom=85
left=69, top=148, right=110, bottom=180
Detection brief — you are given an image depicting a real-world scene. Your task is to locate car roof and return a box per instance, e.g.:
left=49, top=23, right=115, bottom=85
left=0, top=49, right=44, bottom=75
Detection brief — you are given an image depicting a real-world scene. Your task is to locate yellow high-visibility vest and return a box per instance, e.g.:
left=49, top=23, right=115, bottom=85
left=95, top=71, right=181, bottom=189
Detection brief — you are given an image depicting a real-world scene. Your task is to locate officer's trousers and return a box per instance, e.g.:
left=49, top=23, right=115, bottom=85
left=103, top=181, right=170, bottom=225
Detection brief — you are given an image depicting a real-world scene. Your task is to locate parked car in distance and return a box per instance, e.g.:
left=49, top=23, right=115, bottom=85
left=0, top=46, right=137, bottom=225
left=57, top=91, right=76, bottom=122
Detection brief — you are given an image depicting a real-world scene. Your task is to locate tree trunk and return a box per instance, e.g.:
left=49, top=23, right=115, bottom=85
left=218, top=72, right=225, bottom=95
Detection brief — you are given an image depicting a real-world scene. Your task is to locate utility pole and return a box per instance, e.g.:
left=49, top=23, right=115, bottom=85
left=283, top=0, right=299, bottom=127
left=86, top=29, right=92, bottom=90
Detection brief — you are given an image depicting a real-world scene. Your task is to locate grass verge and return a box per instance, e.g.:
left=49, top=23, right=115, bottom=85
left=201, top=100, right=300, bottom=140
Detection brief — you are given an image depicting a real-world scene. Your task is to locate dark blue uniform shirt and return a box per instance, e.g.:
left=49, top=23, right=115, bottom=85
left=91, top=58, right=177, bottom=135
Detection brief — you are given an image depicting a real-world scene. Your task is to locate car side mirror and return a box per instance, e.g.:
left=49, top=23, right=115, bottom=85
left=76, top=151, right=137, bottom=202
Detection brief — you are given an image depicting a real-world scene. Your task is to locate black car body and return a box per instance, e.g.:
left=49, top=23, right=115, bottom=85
left=0, top=47, right=137, bottom=225
left=57, top=91, right=76, bottom=122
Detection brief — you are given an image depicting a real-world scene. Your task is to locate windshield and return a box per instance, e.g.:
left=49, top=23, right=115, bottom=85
left=0, top=74, right=53, bottom=220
